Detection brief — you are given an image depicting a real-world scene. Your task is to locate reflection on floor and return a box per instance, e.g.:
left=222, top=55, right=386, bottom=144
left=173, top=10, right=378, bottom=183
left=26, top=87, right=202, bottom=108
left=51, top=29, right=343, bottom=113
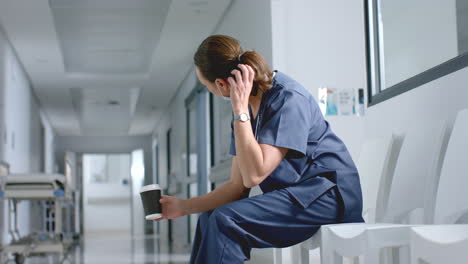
left=3, top=232, right=324, bottom=263
left=23, top=232, right=191, bottom=264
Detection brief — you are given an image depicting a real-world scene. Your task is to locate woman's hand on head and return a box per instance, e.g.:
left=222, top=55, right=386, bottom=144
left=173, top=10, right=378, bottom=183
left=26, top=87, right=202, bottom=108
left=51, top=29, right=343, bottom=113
left=228, top=64, right=255, bottom=114
left=153, top=195, right=186, bottom=221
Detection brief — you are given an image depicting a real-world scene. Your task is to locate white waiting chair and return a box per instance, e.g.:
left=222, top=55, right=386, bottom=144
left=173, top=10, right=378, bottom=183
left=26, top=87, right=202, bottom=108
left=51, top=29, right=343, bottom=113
left=407, top=109, right=468, bottom=264
left=296, top=133, right=398, bottom=264
left=323, top=119, right=448, bottom=264
left=410, top=225, right=468, bottom=264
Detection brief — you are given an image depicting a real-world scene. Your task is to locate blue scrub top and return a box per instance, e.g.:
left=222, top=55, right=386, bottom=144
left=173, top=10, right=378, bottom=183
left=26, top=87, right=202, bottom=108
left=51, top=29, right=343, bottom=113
left=229, top=70, right=364, bottom=223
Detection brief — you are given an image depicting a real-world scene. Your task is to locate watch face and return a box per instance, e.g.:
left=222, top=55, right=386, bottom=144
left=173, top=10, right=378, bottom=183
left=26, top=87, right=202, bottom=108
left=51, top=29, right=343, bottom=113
left=240, top=113, right=248, bottom=121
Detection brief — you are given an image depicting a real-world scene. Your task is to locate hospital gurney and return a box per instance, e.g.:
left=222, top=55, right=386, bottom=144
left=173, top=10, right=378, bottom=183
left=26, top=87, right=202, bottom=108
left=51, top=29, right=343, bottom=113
left=0, top=164, right=73, bottom=264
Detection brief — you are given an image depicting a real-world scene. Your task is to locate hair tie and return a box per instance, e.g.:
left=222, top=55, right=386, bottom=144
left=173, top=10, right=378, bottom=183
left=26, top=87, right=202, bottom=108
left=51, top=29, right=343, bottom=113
left=237, top=51, right=245, bottom=62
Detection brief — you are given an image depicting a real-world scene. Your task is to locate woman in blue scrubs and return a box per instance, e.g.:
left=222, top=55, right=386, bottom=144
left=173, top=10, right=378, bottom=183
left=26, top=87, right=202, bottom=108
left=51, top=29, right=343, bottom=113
left=155, top=35, right=364, bottom=263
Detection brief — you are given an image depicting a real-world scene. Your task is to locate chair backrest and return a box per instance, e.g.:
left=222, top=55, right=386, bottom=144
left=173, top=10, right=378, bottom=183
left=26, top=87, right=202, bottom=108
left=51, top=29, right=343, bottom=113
left=357, top=134, right=396, bottom=223
left=384, top=120, right=447, bottom=224
left=433, top=109, right=468, bottom=224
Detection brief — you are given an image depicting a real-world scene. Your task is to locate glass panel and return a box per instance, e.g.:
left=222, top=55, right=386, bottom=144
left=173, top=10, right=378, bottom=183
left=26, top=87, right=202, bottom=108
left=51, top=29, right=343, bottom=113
left=154, top=145, right=159, bottom=184
left=215, top=97, right=233, bottom=162
left=166, top=129, right=172, bottom=186
left=108, top=154, right=131, bottom=183
left=187, top=98, right=198, bottom=178
left=83, top=154, right=131, bottom=184
left=457, top=0, right=468, bottom=54
left=376, top=0, right=467, bottom=90
left=84, top=154, right=107, bottom=183
left=189, top=182, right=198, bottom=242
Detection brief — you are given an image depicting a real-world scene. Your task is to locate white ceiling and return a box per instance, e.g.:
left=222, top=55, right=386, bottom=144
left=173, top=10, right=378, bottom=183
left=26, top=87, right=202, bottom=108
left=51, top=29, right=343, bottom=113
left=0, top=0, right=231, bottom=136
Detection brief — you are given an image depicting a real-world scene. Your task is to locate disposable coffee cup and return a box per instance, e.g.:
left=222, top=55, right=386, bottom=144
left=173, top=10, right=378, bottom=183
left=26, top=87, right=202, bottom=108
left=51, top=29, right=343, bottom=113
left=140, top=184, right=162, bottom=220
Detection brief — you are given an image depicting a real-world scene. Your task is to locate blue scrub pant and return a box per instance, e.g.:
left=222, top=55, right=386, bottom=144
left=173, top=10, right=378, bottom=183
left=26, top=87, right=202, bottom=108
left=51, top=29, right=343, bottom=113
left=189, top=186, right=341, bottom=263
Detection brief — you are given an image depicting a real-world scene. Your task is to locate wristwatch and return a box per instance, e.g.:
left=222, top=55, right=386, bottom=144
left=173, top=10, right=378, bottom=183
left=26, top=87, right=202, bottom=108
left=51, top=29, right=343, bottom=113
left=233, top=112, right=250, bottom=122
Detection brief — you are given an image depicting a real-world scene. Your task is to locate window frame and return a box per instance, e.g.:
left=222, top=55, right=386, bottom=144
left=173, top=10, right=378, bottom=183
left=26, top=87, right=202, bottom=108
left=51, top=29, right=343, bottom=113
left=365, top=0, right=468, bottom=106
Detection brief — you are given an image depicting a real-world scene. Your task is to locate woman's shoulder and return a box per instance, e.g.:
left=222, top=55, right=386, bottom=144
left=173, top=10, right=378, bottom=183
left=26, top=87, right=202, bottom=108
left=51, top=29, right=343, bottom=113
left=267, top=71, right=315, bottom=107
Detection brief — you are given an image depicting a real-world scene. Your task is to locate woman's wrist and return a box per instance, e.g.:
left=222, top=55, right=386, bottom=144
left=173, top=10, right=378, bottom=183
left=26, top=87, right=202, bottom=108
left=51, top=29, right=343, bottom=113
left=180, top=198, right=192, bottom=216
left=233, top=106, right=249, bottom=116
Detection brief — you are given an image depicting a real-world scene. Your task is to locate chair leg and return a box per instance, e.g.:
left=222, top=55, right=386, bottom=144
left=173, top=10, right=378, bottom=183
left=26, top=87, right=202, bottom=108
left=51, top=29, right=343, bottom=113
left=331, top=251, right=343, bottom=264
left=320, top=228, right=332, bottom=264
left=398, top=246, right=410, bottom=264
left=352, top=256, right=360, bottom=264
left=410, top=247, right=419, bottom=264
left=273, top=248, right=282, bottom=264
left=364, top=249, right=379, bottom=264
left=380, top=247, right=391, bottom=264
left=299, top=246, right=309, bottom=264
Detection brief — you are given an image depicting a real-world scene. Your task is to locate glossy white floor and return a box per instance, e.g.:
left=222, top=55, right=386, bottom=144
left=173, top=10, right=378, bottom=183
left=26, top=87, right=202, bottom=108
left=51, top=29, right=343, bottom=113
left=15, top=232, right=191, bottom=264
left=3, top=232, right=324, bottom=264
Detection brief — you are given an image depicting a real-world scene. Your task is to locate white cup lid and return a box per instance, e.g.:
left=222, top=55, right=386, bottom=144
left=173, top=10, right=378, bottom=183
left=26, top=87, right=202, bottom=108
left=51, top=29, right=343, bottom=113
left=140, top=184, right=161, bottom=193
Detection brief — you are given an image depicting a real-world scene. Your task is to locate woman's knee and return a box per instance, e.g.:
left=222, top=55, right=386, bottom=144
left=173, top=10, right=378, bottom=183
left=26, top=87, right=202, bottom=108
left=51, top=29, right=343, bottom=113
left=209, top=205, right=237, bottom=229
left=198, top=210, right=214, bottom=225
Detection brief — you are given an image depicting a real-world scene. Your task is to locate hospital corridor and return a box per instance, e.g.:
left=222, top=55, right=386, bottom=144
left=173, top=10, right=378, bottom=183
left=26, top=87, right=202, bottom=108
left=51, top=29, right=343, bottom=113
left=0, top=0, right=468, bottom=263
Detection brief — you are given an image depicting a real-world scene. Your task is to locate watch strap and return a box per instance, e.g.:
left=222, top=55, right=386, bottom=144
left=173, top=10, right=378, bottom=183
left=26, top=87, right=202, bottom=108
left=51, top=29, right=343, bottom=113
left=233, top=112, right=250, bottom=121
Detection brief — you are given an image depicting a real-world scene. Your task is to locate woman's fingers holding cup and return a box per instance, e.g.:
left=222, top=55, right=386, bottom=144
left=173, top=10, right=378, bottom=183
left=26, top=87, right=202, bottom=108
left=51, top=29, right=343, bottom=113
left=152, top=216, right=165, bottom=222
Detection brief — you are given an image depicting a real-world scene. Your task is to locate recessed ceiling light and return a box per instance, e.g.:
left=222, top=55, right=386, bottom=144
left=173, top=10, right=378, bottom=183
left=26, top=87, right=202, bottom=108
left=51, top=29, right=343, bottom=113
left=108, top=100, right=120, bottom=106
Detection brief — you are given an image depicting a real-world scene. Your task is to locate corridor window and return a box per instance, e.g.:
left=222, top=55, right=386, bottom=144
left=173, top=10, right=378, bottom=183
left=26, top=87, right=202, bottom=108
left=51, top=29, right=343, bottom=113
left=186, top=97, right=198, bottom=178
left=83, top=154, right=130, bottom=184
left=212, top=92, right=233, bottom=163
left=365, top=0, right=468, bottom=106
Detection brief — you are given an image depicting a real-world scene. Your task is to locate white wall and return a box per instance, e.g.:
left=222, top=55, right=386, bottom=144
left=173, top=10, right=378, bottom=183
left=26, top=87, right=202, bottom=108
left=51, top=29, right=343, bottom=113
left=83, top=183, right=132, bottom=233
left=0, top=27, right=55, bottom=245
left=152, top=0, right=273, bottom=252
left=365, top=67, right=468, bottom=140
left=216, top=0, right=273, bottom=66
left=0, top=34, right=42, bottom=172
left=271, top=0, right=367, bottom=160
left=41, top=111, right=56, bottom=173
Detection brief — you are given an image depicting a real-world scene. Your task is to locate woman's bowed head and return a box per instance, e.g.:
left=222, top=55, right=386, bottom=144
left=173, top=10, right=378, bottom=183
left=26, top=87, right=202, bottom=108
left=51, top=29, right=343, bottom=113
left=194, top=34, right=274, bottom=115
left=197, top=63, right=255, bottom=116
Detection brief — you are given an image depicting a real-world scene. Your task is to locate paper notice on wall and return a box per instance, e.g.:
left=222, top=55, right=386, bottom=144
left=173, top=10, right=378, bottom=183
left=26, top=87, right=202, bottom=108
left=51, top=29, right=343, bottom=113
left=318, top=87, right=338, bottom=116
left=319, top=87, right=360, bottom=116
left=338, top=89, right=355, bottom=116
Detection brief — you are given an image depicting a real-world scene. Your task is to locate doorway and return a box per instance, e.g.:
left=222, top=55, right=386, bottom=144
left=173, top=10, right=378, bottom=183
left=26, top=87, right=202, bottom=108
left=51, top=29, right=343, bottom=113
left=82, top=153, right=131, bottom=234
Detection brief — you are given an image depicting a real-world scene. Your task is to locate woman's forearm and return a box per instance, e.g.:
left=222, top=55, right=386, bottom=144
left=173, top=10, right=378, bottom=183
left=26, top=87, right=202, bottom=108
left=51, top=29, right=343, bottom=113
left=181, top=179, right=247, bottom=215
left=233, top=117, right=265, bottom=187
